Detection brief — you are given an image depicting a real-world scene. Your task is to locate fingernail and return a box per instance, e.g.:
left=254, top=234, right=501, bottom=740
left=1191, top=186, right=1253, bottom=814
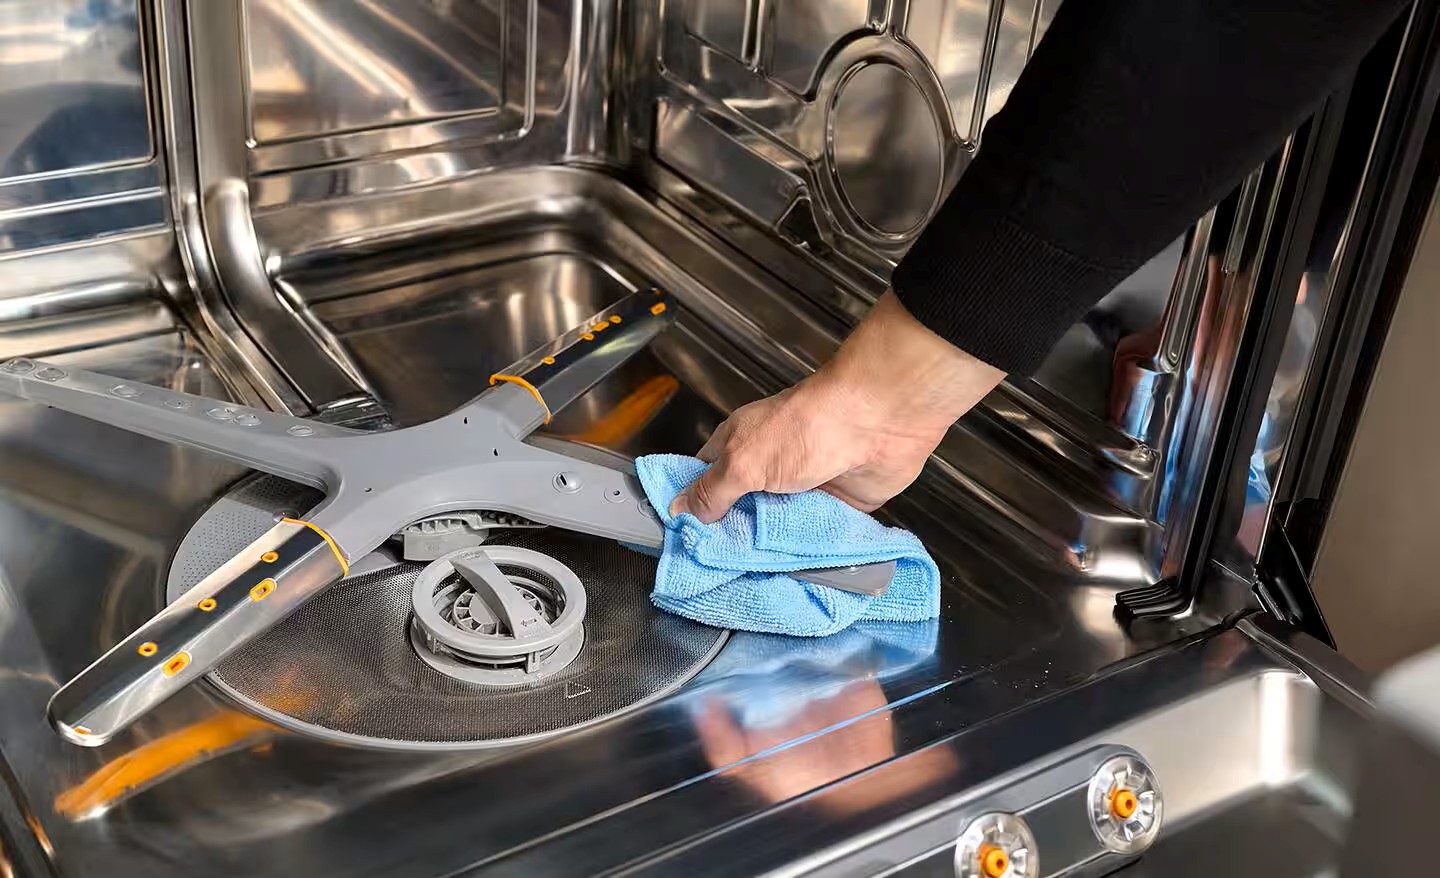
left=669, top=492, right=689, bottom=518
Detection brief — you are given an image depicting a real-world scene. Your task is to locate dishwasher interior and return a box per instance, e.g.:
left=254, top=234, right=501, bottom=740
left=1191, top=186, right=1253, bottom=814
left=0, top=0, right=1429, bottom=875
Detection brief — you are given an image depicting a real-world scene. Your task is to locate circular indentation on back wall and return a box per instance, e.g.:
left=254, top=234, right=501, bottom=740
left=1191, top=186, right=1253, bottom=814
left=826, top=62, right=945, bottom=237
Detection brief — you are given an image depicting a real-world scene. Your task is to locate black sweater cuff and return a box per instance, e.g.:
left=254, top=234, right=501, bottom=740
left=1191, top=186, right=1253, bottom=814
left=891, top=164, right=1135, bottom=377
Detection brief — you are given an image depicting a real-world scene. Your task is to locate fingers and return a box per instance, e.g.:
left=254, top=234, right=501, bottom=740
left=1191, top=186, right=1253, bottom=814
left=696, top=418, right=734, bottom=463
left=678, top=411, right=753, bottom=521
left=671, top=455, right=761, bottom=523
left=693, top=700, right=746, bottom=769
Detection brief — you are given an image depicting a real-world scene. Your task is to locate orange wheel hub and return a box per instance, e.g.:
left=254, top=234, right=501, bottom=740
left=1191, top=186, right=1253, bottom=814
left=1110, top=787, right=1139, bottom=820
left=979, top=844, right=1009, bottom=878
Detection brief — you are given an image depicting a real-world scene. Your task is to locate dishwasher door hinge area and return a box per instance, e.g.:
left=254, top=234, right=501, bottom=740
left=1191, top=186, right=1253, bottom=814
left=1253, top=500, right=1335, bottom=648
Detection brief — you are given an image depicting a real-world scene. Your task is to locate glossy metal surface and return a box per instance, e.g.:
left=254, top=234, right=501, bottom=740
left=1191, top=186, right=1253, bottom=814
left=829, top=61, right=946, bottom=237
left=642, top=0, right=1050, bottom=271
left=0, top=343, right=1372, bottom=878
left=179, top=0, right=615, bottom=412
left=149, top=0, right=304, bottom=414
left=0, top=0, right=181, bottom=406
left=0, top=1, right=1391, bottom=876
left=492, top=626, right=1370, bottom=876
left=204, top=178, right=368, bottom=409
left=0, top=181, right=1370, bottom=872
left=1211, top=14, right=1422, bottom=584
left=11, top=291, right=734, bottom=743
left=244, top=0, right=508, bottom=145
left=0, top=1, right=151, bottom=177
left=0, top=154, right=1209, bottom=873
left=244, top=163, right=1175, bottom=591
left=162, top=0, right=1280, bottom=592
left=652, top=2, right=967, bottom=270
left=0, top=293, right=1023, bottom=876
left=168, top=482, right=728, bottom=750
left=954, top=812, right=1037, bottom=878
left=191, top=0, right=598, bottom=203
left=0, top=0, right=166, bottom=253
left=45, top=519, right=343, bottom=747
left=1086, top=754, right=1162, bottom=854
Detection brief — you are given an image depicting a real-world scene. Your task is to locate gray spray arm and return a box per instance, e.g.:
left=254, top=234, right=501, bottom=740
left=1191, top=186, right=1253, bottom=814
left=3, top=288, right=894, bottom=745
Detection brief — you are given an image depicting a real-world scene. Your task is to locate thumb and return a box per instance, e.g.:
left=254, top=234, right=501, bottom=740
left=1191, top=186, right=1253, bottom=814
left=670, top=457, right=759, bottom=524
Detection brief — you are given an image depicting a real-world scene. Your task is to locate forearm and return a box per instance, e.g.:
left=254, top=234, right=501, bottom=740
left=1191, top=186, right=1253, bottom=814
left=894, top=0, right=1412, bottom=375
left=815, top=292, right=1003, bottom=439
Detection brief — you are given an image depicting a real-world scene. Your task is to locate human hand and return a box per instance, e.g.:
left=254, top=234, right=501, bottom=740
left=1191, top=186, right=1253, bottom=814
left=670, top=292, right=1005, bottom=522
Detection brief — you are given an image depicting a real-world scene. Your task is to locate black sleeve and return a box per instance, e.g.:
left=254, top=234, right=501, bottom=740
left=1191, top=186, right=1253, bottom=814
left=891, top=0, right=1412, bottom=375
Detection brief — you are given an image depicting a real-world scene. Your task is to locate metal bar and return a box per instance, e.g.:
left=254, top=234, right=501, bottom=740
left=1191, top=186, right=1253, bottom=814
left=485, top=287, right=676, bottom=423
left=47, top=520, right=347, bottom=746
left=0, top=357, right=348, bottom=489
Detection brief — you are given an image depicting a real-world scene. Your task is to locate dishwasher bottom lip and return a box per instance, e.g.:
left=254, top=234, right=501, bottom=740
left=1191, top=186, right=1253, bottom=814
left=552, top=622, right=1367, bottom=878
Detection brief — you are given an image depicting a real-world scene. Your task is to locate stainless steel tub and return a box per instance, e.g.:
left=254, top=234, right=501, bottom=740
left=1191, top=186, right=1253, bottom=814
left=0, top=0, right=1416, bottom=874
left=0, top=163, right=1370, bottom=878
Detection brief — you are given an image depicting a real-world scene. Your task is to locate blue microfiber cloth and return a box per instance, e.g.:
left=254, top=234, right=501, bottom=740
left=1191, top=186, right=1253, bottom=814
left=632, top=454, right=941, bottom=637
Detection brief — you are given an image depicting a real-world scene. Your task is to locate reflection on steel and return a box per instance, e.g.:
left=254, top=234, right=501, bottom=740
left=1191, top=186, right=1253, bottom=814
left=17, top=292, right=675, bottom=743
left=828, top=61, right=946, bottom=237
left=555, top=374, right=679, bottom=446
left=0, top=0, right=164, bottom=252
left=204, top=178, right=370, bottom=409
left=0, top=226, right=1384, bottom=877
left=244, top=0, right=505, bottom=144
left=54, top=712, right=274, bottom=820
left=240, top=0, right=538, bottom=174
left=521, top=633, right=1369, bottom=875
left=0, top=0, right=1398, bottom=875
left=1212, top=14, right=1422, bottom=583
left=11, top=290, right=892, bottom=744
left=767, top=0, right=872, bottom=96
left=684, top=0, right=753, bottom=62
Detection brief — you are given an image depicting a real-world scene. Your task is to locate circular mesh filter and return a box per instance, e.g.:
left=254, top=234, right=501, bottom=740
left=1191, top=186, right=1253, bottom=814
left=166, top=474, right=727, bottom=750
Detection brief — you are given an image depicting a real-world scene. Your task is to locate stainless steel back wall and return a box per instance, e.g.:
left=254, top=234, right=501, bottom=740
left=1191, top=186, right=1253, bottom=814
left=646, top=0, right=1052, bottom=280
left=0, top=0, right=1348, bottom=593
left=180, top=0, right=614, bottom=411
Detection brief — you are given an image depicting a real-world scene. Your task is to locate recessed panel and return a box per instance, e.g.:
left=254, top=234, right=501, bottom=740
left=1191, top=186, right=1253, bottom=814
left=684, top=0, right=752, bottom=61
left=768, top=0, right=872, bottom=95
left=903, top=0, right=994, bottom=139
left=980, top=0, right=1040, bottom=130
left=0, top=0, right=152, bottom=181
left=244, top=0, right=507, bottom=144
left=0, top=0, right=161, bottom=255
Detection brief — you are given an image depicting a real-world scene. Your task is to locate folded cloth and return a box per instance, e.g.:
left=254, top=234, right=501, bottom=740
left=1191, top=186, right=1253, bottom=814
left=632, top=454, right=941, bottom=637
